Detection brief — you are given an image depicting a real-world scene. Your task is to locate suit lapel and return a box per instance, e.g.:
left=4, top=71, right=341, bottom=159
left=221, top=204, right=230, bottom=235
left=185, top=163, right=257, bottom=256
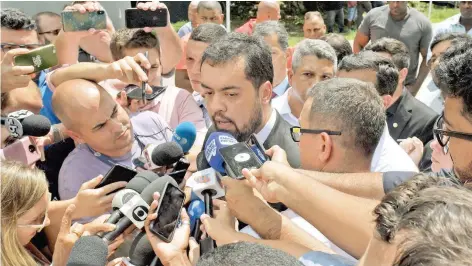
left=389, top=92, right=413, bottom=139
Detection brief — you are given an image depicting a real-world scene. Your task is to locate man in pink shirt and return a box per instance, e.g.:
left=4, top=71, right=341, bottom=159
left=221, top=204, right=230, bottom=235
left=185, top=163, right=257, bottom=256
left=235, top=1, right=281, bottom=35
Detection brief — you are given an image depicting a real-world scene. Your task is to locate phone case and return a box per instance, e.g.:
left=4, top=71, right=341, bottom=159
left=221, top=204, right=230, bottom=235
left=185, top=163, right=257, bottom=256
left=125, top=8, right=168, bottom=28
left=14, top=44, right=58, bottom=73
left=95, top=164, right=137, bottom=191
left=3, top=137, right=41, bottom=166
left=61, top=10, right=107, bottom=32
left=219, top=142, right=263, bottom=180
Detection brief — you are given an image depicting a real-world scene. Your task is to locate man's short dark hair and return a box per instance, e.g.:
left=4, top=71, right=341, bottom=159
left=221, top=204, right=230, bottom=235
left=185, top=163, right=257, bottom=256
left=435, top=38, right=472, bottom=121
left=110, top=29, right=161, bottom=61
left=189, top=23, right=227, bottom=44
left=197, top=242, right=303, bottom=266
left=364, top=37, right=410, bottom=70
left=320, top=33, right=352, bottom=63
left=197, top=1, right=223, bottom=14
left=32, top=11, right=60, bottom=32
left=1, top=8, right=36, bottom=30
left=201, top=32, right=273, bottom=89
left=339, top=51, right=399, bottom=96
left=430, top=32, right=471, bottom=52
left=307, top=78, right=385, bottom=157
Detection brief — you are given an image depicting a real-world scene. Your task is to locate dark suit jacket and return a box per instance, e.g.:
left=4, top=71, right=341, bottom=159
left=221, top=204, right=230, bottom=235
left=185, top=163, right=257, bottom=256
left=197, top=110, right=301, bottom=170
left=387, top=90, right=439, bottom=144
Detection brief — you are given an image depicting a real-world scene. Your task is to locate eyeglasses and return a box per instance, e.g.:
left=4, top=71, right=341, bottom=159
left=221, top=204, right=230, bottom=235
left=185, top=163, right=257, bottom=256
left=38, top=29, right=61, bottom=36
left=1, top=43, right=41, bottom=53
left=290, top=126, right=342, bottom=142
left=433, top=113, right=472, bottom=154
left=17, top=192, right=51, bottom=233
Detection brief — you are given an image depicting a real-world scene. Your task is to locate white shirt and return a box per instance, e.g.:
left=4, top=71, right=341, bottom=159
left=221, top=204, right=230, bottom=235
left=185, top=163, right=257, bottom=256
left=273, top=76, right=290, bottom=97
left=271, top=88, right=300, bottom=127
left=415, top=74, right=444, bottom=115
left=255, top=108, right=277, bottom=144
left=371, top=123, right=419, bottom=173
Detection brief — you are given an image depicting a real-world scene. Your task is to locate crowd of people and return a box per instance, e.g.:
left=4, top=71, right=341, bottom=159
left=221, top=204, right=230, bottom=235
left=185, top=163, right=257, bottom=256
left=1, top=0, right=472, bottom=265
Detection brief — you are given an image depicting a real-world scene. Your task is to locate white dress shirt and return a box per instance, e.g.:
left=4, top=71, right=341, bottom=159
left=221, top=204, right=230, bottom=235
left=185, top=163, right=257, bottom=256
left=415, top=75, right=444, bottom=115
left=271, top=88, right=300, bottom=127
left=255, top=108, right=277, bottom=144
left=273, top=76, right=290, bottom=97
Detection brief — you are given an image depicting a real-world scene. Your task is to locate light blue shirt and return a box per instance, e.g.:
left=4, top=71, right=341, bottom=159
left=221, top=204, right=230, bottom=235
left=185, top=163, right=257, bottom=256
left=273, top=76, right=290, bottom=97
left=271, top=88, right=300, bottom=127
left=178, top=22, right=193, bottom=38
left=299, top=251, right=355, bottom=266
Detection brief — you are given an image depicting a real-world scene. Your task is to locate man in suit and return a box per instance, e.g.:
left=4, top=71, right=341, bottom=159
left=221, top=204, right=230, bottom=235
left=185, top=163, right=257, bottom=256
left=196, top=32, right=300, bottom=171
left=364, top=38, right=438, bottom=144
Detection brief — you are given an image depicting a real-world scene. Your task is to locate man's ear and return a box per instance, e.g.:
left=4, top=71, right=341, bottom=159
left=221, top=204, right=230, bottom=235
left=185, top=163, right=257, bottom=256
left=220, top=14, right=225, bottom=24
left=399, top=68, right=408, bottom=86
left=318, top=132, right=333, bottom=164
left=260, top=80, right=273, bottom=104
left=65, top=129, right=83, bottom=145
left=288, top=68, right=294, bottom=86
left=382, top=95, right=394, bottom=109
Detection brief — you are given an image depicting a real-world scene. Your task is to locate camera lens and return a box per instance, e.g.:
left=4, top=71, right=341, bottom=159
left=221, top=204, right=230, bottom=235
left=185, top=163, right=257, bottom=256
left=98, top=10, right=104, bottom=14
left=28, top=145, right=36, bottom=153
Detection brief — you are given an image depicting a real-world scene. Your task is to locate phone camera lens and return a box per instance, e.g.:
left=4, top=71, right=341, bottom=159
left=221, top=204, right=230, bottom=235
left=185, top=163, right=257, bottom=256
left=98, top=10, right=104, bottom=14
left=28, top=145, right=36, bottom=153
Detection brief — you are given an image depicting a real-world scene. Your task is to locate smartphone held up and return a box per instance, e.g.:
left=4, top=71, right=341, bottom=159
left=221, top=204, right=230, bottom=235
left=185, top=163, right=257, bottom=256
left=125, top=8, right=168, bottom=28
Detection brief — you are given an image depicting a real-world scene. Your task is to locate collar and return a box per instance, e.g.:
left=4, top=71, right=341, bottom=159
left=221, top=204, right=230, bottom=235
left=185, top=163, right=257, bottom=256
left=386, top=89, right=406, bottom=117
left=273, top=76, right=289, bottom=97
left=255, top=108, right=277, bottom=144
left=272, top=87, right=292, bottom=115
left=446, top=14, right=462, bottom=25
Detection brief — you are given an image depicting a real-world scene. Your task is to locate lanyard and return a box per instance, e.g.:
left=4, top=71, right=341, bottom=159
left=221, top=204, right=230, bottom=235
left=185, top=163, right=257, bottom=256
left=85, top=133, right=143, bottom=168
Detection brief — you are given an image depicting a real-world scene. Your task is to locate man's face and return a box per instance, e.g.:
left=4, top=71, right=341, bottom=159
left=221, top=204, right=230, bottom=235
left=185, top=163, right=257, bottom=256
left=37, top=15, right=62, bottom=44
left=389, top=1, right=408, bottom=18
left=299, top=97, right=323, bottom=170
left=460, top=1, right=472, bottom=19
left=0, top=28, right=40, bottom=58
left=263, top=33, right=287, bottom=85
left=443, top=97, right=472, bottom=183
left=256, top=6, right=280, bottom=23
left=429, top=40, right=452, bottom=86
left=186, top=40, right=209, bottom=93
left=201, top=58, right=265, bottom=142
left=189, top=4, right=199, bottom=27
left=290, top=55, right=334, bottom=103
left=303, top=18, right=326, bottom=39
left=196, top=9, right=223, bottom=25
left=2, top=81, right=43, bottom=114
left=122, top=48, right=162, bottom=86
left=72, top=88, right=133, bottom=155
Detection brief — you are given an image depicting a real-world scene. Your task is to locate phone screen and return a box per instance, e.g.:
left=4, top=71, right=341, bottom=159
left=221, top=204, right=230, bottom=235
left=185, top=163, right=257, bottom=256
left=219, top=142, right=263, bottom=180
left=95, top=165, right=137, bottom=192
left=151, top=183, right=185, bottom=242
left=125, top=9, right=167, bottom=28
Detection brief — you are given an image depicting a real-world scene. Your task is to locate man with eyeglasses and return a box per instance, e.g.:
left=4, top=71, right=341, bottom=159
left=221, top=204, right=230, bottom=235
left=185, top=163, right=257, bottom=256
left=33, top=12, right=62, bottom=45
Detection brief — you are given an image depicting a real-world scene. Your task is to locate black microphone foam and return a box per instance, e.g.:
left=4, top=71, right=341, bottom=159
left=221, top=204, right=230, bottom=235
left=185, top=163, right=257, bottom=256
left=21, top=115, right=51, bottom=137
left=151, top=142, right=184, bottom=166
left=129, top=231, right=156, bottom=266
left=127, top=171, right=161, bottom=194
left=66, top=236, right=108, bottom=266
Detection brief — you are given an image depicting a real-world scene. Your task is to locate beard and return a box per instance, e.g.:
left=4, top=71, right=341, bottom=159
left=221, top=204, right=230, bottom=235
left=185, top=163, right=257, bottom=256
left=453, top=161, right=472, bottom=184
left=212, top=99, right=263, bottom=142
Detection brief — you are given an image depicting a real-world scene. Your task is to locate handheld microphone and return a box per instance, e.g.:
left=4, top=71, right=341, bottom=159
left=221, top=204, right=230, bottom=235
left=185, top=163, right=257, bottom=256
left=1, top=110, right=51, bottom=138
left=204, top=132, right=238, bottom=174
left=126, top=231, right=156, bottom=266
left=143, top=142, right=184, bottom=170
left=188, top=199, right=205, bottom=233
left=66, top=236, right=108, bottom=266
left=172, top=121, right=197, bottom=153
left=190, top=168, right=225, bottom=201
left=101, top=175, right=178, bottom=244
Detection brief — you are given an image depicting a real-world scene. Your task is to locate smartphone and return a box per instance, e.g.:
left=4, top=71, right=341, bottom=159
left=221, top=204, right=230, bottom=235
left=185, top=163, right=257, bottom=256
left=14, top=44, right=58, bottom=73
left=61, top=10, right=107, bottom=32
left=150, top=182, right=186, bottom=242
left=95, top=164, right=137, bottom=193
left=123, top=85, right=167, bottom=101
left=3, top=137, right=41, bottom=166
left=246, top=134, right=268, bottom=163
left=219, top=142, right=264, bottom=180
left=125, top=8, right=168, bottom=28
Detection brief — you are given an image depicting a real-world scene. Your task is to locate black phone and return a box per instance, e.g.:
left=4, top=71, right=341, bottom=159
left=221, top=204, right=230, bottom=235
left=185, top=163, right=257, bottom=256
left=123, top=84, right=167, bottom=101
left=150, top=182, right=186, bottom=242
left=219, top=142, right=264, bottom=180
left=125, top=8, right=168, bottom=28
left=95, top=164, right=137, bottom=193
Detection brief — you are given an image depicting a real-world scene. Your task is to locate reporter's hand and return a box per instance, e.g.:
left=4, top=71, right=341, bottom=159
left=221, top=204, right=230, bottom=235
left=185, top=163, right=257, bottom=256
left=200, top=213, right=249, bottom=247
left=188, top=237, right=200, bottom=266
left=106, top=54, right=151, bottom=85
left=62, top=2, right=110, bottom=40
left=399, top=137, right=424, bottom=166
left=1, top=48, right=35, bottom=92
left=52, top=204, right=85, bottom=266
left=242, top=161, right=290, bottom=203
left=213, top=199, right=237, bottom=230
left=116, top=86, right=152, bottom=113
left=72, top=175, right=127, bottom=219
left=265, top=145, right=289, bottom=166
left=137, top=1, right=171, bottom=31
left=144, top=192, right=191, bottom=264
left=220, top=178, right=262, bottom=224
left=107, top=258, right=125, bottom=266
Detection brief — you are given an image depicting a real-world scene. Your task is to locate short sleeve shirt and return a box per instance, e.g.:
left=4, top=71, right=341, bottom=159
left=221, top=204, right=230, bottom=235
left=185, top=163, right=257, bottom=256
left=359, top=5, right=433, bottom=85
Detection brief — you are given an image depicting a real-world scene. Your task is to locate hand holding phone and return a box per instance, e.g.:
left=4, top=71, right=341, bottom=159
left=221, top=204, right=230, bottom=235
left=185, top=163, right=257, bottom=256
left=14, top=45, right=58, bottom=73
left=1, top=48, right=35, bottom=92
left=125, top=8, right=168, bottom=29
left=95, top=165, right=137, bottom=194
left=61, top=10, right=107, bottom=32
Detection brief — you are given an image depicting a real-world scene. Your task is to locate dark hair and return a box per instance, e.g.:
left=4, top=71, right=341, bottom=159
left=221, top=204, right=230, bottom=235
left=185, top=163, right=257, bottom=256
left=338, top=51, right=399, bottom=96
left=197, top=1, right=223, bottom=13
left=33, top=11, right=60, bottom=32
left=110, top=29, right=161, bottom=61
left=320, top=33, right=352, bottom=63
left=190, top=23, right=227, bottom=44
left=364, top=37, right=410, bottom=70
left=430, top=32, right=470, bottom=51
left=1, top=8, right=36, bottom=30
left=434, top=38, right=472, bottom=121
left=201, top=32, right=273, bottom=89
left=307, top=78, right=385, bottom=157
left=197, top=242, right=304, bottom=266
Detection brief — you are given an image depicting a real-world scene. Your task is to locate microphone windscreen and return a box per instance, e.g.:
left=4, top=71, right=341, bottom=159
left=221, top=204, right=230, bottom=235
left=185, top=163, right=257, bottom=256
left=140, top=175, right=179, bottom=204
left=66, top=236, right=108, bottom=266
left=188, top=199, right=205, bottom=232
left=126, top=171, right=160, bottom=193
left=21, top=115, right=51, bottom=137
left=129, top=231, right=156, bottom=266
left=172, top=122, right=197, bottom=153
left=151, top=142, right=184, bottom=166
left=112, top=189, right=140, bottom=209
left=204, top=132, right=238, bottom=174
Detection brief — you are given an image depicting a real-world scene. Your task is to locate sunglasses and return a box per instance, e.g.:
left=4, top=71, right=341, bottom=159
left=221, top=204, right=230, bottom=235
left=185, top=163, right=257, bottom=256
left=433, top=113, right=472, bottom=154
left=17, top=192, right=51, bottom=233
left=290, top=126, right=342, bottom=142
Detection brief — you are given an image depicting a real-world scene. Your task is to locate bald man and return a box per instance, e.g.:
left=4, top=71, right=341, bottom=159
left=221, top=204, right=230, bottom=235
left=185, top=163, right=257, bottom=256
left=303, top=11, right=327, bottom=40
left=53, top=79, right=172, bottom=204
left=178, top=0, right=200, bottom=38
left=235, top=1, right=281, bottom=35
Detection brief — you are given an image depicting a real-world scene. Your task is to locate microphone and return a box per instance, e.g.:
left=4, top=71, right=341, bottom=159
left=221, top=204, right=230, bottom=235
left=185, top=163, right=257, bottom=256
left=1, top=110, right=51, bottom=138
left=101, top=175, right=178, bottom=244
left=126, top=231, right=156, bottom=266
left=143, top=142, right=184, bottom=170
left=172, top=121, right=197, bottom=153
left=66, top=236, right=108, bottom=266
left=204, top=132, right=238, bottom=174
left=188, top=199, right=205, bottom=233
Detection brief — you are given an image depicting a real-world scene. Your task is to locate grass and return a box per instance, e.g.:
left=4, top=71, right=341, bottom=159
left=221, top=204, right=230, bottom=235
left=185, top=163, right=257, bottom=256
left=172, top=3, right=458, bottom=46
